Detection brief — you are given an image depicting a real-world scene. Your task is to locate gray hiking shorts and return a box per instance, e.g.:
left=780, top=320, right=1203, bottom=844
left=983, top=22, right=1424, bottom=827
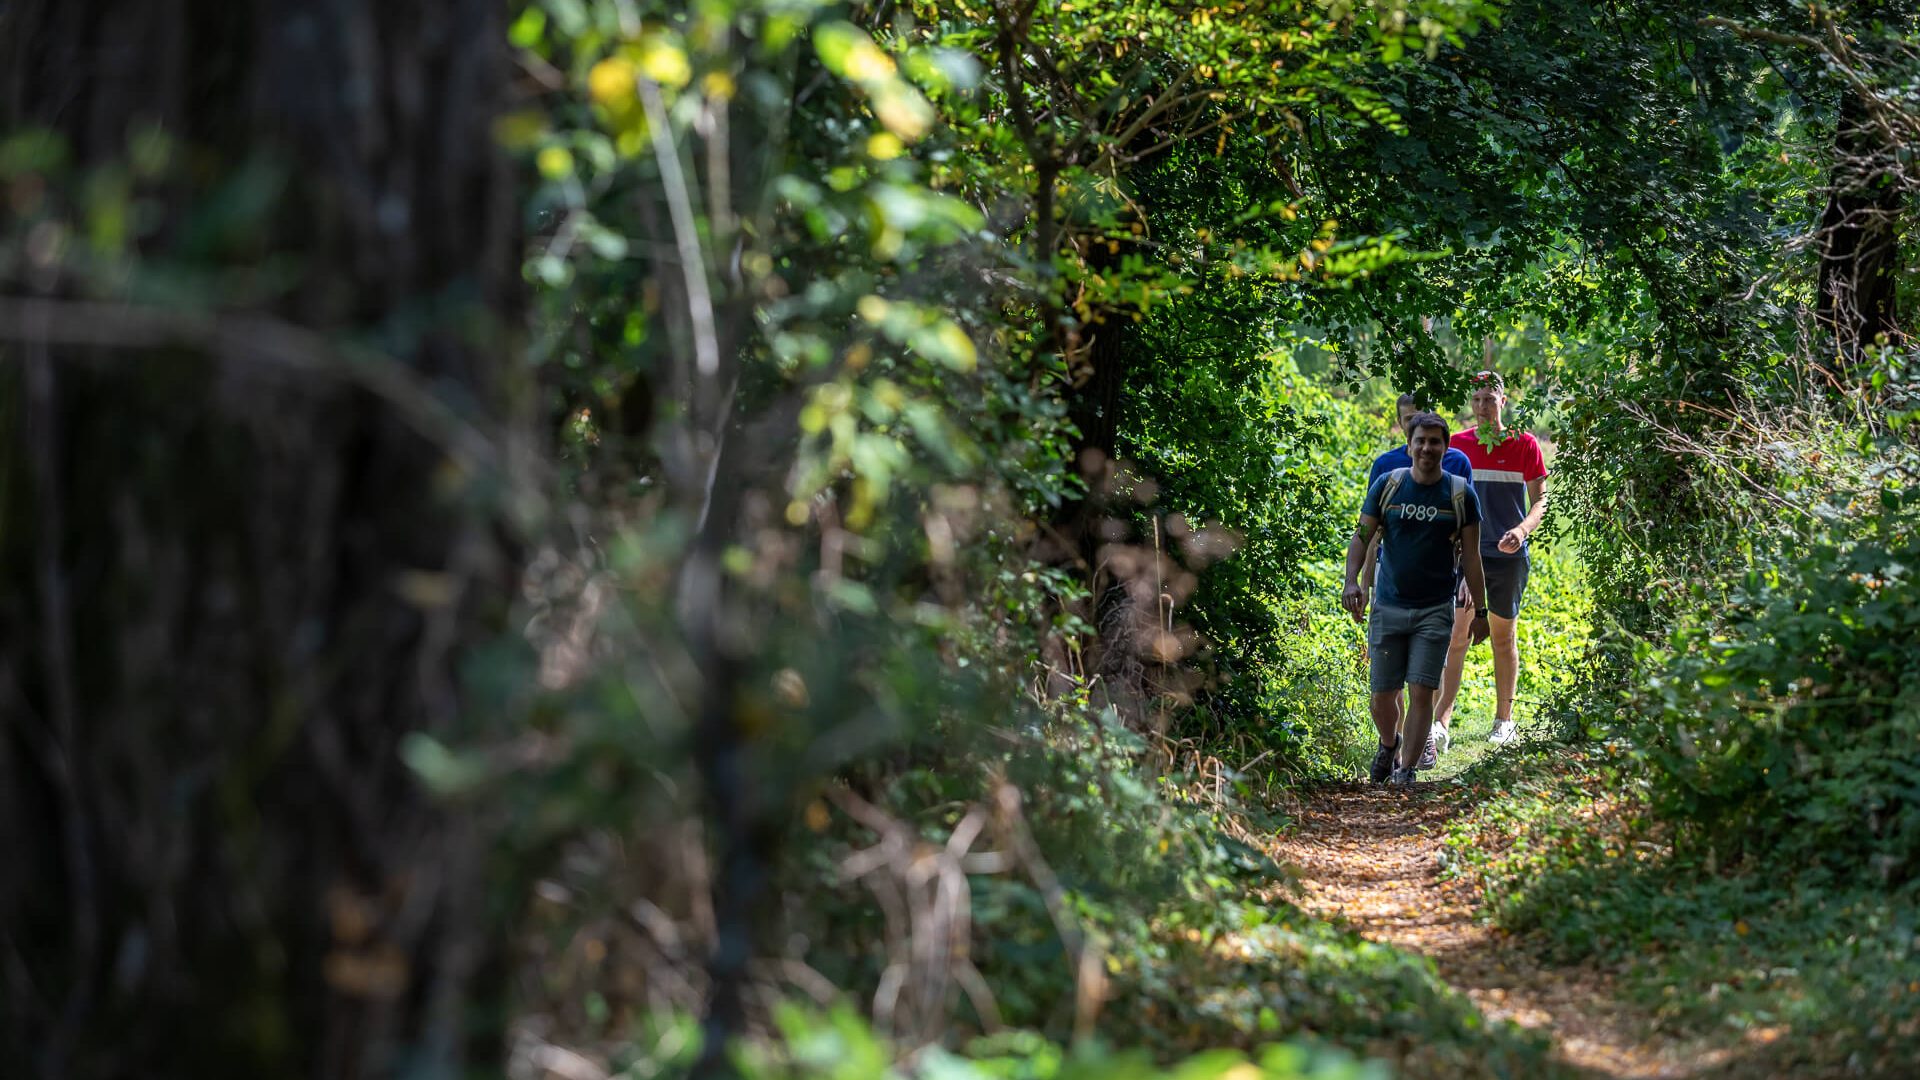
left=1368, top=602, right=1454, bottom=694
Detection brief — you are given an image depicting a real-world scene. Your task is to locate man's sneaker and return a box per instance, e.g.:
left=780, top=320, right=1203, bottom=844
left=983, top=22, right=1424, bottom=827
left=1389, top=765, right=1418, bottom=787
left=1417, top=734, right=1438, bottom=770
left=1489, top=719, right=1518, bottom=745
left=1369, top=736, right=1402, bottom=783
left=1433, top=725, right=1452, bottom=757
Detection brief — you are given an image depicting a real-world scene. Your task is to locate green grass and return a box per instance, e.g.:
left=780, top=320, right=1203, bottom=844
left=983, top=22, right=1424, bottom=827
left=1422, top=538, right=1592, bottom=783
left=1442, top=745, right=1920, bottom=1077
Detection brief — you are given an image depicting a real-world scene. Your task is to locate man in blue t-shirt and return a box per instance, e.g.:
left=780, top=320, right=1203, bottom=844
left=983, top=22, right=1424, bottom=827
left=1359, top=395, right=1473, bottom=767
left=1364, top=393, right=1476, bottom=491
left=1342, top=412, right=1491, bottom=786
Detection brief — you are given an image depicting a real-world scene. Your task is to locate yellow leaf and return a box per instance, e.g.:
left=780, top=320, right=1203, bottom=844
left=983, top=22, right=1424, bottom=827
left=871, top=81, right=933, bottom=141
left=843, top=39, right=896, bottom=83
left=865, top=131, right=904, bottom=160
left=536, top=146, right=574, bottom=180
left=918, top=320, right=976, bottom=372
left=588, top=57, right=636, bottom=105
left=638, top=35, right=692, bottom=88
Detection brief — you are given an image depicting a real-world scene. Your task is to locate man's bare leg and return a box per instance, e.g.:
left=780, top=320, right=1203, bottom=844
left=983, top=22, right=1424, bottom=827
left=1490, top=613, right=1519, bottom=722
left=1433, top=603, right=1474, bottom=730
left=1402, top=683, right=1438, bottom=770
left=1370, top=690, right=1400, bottom=746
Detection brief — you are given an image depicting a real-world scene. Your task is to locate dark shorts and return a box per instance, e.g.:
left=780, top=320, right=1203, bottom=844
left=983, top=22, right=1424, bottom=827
left=1458, top=555, right=1529, bottom=620
left=1368, top=602, right=1454, bottom=693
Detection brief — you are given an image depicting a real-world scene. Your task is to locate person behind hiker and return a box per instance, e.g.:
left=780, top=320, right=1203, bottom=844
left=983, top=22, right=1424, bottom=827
left=1359, top=393, right=1473, bottom=768
left=1342, top=412, right=1490, bottom=786
left=1434, top=370, right=1548, bottom=747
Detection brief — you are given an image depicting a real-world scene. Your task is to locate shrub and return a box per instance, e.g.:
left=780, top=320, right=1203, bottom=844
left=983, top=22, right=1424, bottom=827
left=1612, top=445, right=1920, bottom=881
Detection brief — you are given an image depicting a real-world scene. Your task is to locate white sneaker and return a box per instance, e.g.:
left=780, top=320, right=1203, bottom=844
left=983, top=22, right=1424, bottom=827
left=1433, top=725, right=1452, bottom=756
left=1488, top=719, right=1517, bottom=745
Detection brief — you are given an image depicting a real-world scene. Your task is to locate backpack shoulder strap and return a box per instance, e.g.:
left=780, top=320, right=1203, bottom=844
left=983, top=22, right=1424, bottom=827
left=1447, top=473, right=1469, bottom=541
left=1379, top=466, right=1411, bottom=514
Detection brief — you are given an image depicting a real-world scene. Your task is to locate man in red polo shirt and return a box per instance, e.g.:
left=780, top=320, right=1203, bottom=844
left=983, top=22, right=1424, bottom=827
left=1433, top=370, right=1548, bottom=748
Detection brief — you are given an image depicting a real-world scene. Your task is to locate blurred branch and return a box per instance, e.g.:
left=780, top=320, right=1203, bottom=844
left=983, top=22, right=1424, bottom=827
left=827, top=787, right=1007, bottom=1044
left=0, top=297, right=518, bottom=497
left=638, top=77, right=721, bottom=386
left=989, top=781, right=1105, bottom=1042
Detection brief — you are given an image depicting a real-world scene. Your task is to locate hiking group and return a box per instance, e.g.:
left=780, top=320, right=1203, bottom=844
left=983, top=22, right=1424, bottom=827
left=1340, top=371, right=1548, bottom=785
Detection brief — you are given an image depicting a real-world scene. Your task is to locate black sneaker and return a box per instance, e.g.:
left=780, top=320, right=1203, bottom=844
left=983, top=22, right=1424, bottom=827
left=1389, top=765, right=1418, bottom=787
left=1369, top=736, right=1401, bottom=783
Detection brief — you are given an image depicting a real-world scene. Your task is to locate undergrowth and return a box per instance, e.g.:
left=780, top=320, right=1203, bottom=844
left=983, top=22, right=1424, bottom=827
left=801, top=704, right=1564, bottom=1078
left=1443, top=745, right=1920, bottom=1077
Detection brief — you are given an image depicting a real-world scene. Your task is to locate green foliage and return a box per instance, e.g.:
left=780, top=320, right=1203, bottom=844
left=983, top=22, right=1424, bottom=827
left=497, top=0, right=1914, bottom=1072
left=1445, top=747, right=1920, bottom=1075
left=1444, top=535, right=1593, bottom=747
left=1604, top=434, right=1920, bottom=879
left=625, top=1003, right=1391, bottom=1079
left=1232, top=595, right=1375, bottom=782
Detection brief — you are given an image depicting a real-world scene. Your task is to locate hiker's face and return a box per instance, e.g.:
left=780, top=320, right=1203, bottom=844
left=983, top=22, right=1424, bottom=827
left=1470, top=386, right=1505, bottom=428
left=1395, top=402, right=1420, bottom=432
left=1407, top=426, right=1447, bottom=470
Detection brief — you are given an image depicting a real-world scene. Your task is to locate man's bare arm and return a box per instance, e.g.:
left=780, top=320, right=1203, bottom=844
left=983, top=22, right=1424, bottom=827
left=1499, top=476, right=1548, bottom=553
left=1342, top=515, right=1381, bottom=621
left=1460, top=525, right=1491, bottom=646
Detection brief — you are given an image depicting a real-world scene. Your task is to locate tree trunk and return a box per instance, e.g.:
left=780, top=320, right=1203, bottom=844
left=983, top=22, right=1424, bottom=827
left=0, top=2, right=520, bottom=1078
left=1818, top=87, right=1905, bottom=367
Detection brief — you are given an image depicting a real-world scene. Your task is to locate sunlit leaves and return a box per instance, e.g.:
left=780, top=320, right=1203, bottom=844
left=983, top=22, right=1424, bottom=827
left=856, top=294, right=979, bottom=373
left=636, top=31, right=693, bottom=88
left=586, top=55, right=636, bottom=104
left=536, top=145, right=575, bottom=180
left=814, top=21, right=936, bottom=141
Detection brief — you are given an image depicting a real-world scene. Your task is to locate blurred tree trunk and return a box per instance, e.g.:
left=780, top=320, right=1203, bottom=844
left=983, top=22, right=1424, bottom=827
left=0, top=2, right=520, bottom=1078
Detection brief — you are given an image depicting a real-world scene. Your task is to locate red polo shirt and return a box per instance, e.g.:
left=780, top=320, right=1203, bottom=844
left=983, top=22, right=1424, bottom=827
left=1451, top=427, right=1547, bottom=559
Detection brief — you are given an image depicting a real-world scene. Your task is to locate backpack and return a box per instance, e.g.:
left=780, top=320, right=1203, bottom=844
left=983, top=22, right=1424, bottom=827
left=1378, top=467, right=1470, bottom=547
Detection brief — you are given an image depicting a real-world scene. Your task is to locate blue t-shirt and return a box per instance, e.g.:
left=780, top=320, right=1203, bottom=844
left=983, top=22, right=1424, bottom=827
left=1362, top=470, right=1482, bottom=609
left=1368, top=444, right=1473, bottom=489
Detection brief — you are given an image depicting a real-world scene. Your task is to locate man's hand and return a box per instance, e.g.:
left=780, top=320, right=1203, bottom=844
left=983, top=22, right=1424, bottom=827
left=1470, top=612, right=1491, bottom=646
left=1341, top=582, right=1366, bottom=624
left=1498, top=526, right=1525, bottom=554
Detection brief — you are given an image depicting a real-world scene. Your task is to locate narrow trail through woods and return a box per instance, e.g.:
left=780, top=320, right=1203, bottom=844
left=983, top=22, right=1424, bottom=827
left=1269, top=783, right=1742, bottom=1080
